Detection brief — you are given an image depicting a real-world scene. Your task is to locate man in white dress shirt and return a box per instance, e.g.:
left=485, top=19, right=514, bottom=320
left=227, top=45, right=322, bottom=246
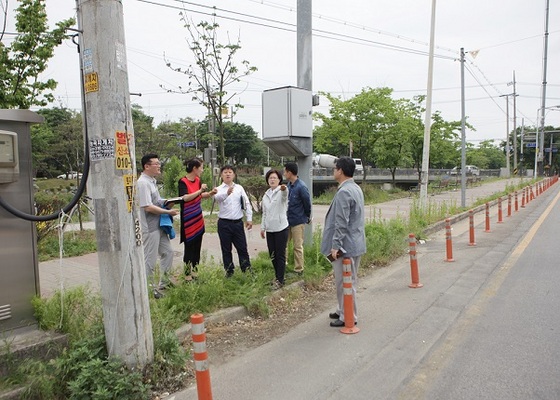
left=213, top=165, right=253, bottom=277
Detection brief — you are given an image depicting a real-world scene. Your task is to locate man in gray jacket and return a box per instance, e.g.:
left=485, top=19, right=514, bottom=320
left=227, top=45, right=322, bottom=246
left=321, top=156, right=366, bottom=327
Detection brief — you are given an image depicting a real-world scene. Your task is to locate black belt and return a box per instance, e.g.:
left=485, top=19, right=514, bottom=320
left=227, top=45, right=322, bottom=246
left=219, top=218, right=243, bottom=223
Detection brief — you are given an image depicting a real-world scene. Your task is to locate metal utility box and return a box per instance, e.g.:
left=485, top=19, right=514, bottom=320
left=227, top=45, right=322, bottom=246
left=262, top=86, right=313, bottom=156
left=0, top=109, right=44, bottom=333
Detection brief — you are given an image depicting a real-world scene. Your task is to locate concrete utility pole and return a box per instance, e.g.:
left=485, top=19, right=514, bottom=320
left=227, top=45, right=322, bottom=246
left=538, top=0, right=550, bottom=176
left=419, top=0, right=437, bottom=209
left=511, top=71, right=518, bottom=171
left=297, top=0, right=313, bottom=245
left=77, top=0, right=154, bottom=368
left=459, top=48, right=467, bottom=208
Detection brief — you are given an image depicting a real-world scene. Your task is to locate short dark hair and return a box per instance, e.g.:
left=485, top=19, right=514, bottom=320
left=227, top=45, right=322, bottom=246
left=265, top=169, right=283, bottom=184
left=284, top=162, right=298, bottom=175
left=220, top=164, right=236, bottom=174
left=185, top=157, right=203, bottom=173
left=335, top=156, right=355, bottom=177
left=141, top=153, right=158, bottom=170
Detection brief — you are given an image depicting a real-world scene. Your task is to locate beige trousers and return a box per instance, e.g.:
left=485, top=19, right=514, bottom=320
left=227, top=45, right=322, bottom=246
left=287, top=224, right=305, bottom=272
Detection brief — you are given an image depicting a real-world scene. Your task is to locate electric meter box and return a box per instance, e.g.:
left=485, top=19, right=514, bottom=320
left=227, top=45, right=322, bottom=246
left=262, top=86, right=312, bottom=139
left=0, top=130, right=19, bottom=183
left=262, top=86, right=313, bottom=156
left=0, top=109, right=44, bottom=333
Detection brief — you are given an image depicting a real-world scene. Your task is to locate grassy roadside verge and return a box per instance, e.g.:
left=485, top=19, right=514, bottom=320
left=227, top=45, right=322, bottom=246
left=1, top=178, right=539, bottom=398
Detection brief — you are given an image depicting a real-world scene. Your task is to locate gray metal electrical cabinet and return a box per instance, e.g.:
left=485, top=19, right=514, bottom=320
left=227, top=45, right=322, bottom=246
left=262, top=86, right=313, bottom=156
left=0, top=109, right=44, bottom=333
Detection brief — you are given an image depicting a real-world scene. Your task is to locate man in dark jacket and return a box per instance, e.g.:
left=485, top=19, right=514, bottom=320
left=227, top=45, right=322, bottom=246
left=284, top=162, right=312, bottom=274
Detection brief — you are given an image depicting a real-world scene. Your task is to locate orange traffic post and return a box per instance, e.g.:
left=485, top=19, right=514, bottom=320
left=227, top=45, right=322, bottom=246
left=507, top=193, right=512, bottom=217
left=340, top=258, right=360, bottom=334
left=484, top=202, right=491, bottom=233
left=468, top=210, right=476, bottom=246
left=408, top=233, right=423, bottom=288
left=514, top=191, right=519, bottom=212
left=191, top=314, right=213, bottom=400
left=497, top=197, right=503, bottom=224
left=445, top=218, right=454, bottom=262
left=521, top=187, right=526, bottom=208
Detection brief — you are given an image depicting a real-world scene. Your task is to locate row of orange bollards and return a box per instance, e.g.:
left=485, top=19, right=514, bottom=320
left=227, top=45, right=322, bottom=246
left=407, top=176, right=559, bottom=289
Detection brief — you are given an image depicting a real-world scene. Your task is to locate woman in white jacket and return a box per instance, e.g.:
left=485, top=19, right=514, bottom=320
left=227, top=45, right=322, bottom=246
left=260, top=169, right=289, bottom=289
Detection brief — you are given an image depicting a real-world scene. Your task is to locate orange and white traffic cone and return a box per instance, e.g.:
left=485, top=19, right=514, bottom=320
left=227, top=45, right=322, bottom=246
left=408, top=233, right=423, bottom=288
left=191, top=314, right=213, bottom=400
left=468, top=210, right=476, bottom=246
left=445, top=218, right=454, bottom=262
left=340, top=258, right=360, bottom=334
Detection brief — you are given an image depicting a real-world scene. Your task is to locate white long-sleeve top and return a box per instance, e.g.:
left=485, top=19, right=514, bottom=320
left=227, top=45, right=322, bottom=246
left=214, top=182, right=253, bottom=222
left=261, top=186, right=289, bottom=233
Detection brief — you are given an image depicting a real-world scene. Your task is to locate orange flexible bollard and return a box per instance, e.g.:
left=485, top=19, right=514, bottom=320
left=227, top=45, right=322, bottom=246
left=468, top=210, right=476, bottom=246
left=507, top=193, right=512, bottom=217
left=497, top=197, right=503, bottom=223
left=484, top=202, right=491, bottom=233
left=514, top=191, right=519, bottom=212
left=191, top=314, right=213, bottom=400
left=521, top=187, right=526, bottom=208
left=340, top=258, right=360, bottom=334
left=530, top=185, right=535, bottom=201
left=445, top=218, right=454, bottom=262
left=408, top=233, right=423, bottom=288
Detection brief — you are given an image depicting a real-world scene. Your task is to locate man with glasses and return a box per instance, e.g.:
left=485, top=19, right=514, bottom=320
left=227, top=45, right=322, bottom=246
left=137, top=153, right=179, bottom=298
left=321, top=157, right=366, bottom=327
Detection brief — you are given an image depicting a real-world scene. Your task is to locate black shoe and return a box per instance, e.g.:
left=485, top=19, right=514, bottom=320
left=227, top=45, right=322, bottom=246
left=329, top=312, right=340, bottom=320
left=225, top=270, right=234, bottom=278
left=329, top=319, right=357, bottom=327
left=153, top=288, right=164, bottom=299
left=271, top=279, right=284, bottom=290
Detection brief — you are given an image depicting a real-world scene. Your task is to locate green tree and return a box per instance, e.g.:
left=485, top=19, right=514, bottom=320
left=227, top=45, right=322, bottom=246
left=32, top=107, right=83, bottom=178
left=165, top=17, right=257, bottom=164
left=155, top=117, right=200, bottom=162
left=314, top=87, right=396, bottom=166
left=373, top=98, right=420, bottom=182
left=131, top=104, right=156, bottom=161
left=0, top=0, right=74, bottom=108
left=223, top=122, right=264, bottom=165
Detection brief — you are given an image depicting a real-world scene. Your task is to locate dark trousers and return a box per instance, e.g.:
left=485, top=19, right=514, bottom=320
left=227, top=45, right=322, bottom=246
left=266, top=227, right=289, bottom=284
left=217, top=219, right=251, bottom=272
left=183, top=234, right=203, bottom=272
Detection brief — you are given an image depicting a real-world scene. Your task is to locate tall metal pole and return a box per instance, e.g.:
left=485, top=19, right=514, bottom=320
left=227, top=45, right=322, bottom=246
left=500, top=94, right=512, bottom=177
left=538, top=0, right=550, bottom=175
left=512, top=71, right=518, bottom=172
left=77, top=0, right=153, bottom=368
left=419, top=0, right=437, bottom=209
left=459, top=48, right=466, bottom=208
left=297, top=0, right=313, bottom=245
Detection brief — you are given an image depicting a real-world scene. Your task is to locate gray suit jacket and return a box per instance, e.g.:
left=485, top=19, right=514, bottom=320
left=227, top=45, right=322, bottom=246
left=321, top=178, right=366, bottom=257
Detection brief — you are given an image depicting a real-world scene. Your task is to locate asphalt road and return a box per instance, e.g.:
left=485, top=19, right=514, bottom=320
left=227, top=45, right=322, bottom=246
left=171, top=180, right=560, bottom=400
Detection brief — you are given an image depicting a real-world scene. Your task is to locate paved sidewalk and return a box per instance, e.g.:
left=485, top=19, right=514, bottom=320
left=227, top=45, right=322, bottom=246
left=38, top=178, right=523, bottom=297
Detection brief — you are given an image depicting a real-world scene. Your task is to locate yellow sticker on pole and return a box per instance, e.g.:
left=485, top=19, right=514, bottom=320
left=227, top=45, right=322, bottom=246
left=115, top=131, right=132, bottom=170
left=123, top=174, right=135, bottom=212
left=85, top=72, right=99, bottom=93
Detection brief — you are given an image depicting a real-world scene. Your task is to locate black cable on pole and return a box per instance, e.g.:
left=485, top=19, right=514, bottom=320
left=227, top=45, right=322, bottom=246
left=0, top=31, right=91, bottom=222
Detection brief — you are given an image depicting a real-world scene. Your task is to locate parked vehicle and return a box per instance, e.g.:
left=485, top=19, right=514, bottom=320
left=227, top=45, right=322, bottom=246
left=57, top=171, right=83, bottom=180
left=353, top=158, right=364, bottom=172
left=450, top=165, right=480, bottom=176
